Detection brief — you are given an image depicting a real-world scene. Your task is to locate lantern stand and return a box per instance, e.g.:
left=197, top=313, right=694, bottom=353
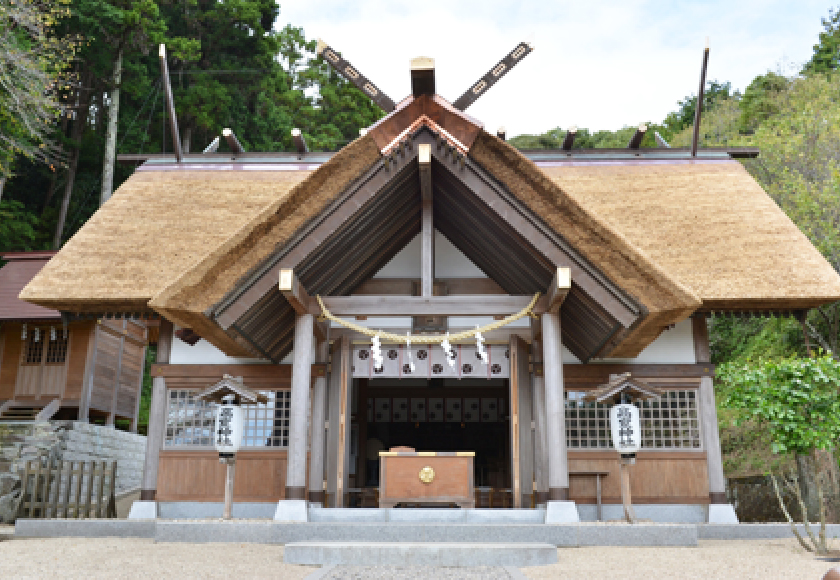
left=584, top=373, right=665, bottom=525
left=194, top=375, right=268, bottom=521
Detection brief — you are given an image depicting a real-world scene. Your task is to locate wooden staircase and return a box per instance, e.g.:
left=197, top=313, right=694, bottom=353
left=0, top=399, right=60, bottom=421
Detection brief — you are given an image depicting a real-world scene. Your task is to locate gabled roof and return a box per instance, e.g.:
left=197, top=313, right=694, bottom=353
left=18, top=95, right=840, bottom=360
left=0, top=252, right=59, bottom=320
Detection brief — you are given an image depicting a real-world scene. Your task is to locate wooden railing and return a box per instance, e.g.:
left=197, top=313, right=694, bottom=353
left=17, top=460, right=117, bottom=519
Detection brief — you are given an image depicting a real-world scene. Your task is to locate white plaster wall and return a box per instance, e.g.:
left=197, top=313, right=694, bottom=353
left=594, top=318, right=696, bottom=364
left=374, top=231, right=486, bottom=278
left=169, top=325, right=268, bottom=364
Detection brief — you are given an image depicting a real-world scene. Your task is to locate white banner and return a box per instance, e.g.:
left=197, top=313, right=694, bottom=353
left=352, top=344, right=510, bottom=379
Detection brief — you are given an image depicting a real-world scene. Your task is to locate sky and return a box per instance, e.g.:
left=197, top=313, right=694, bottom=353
left=278, top=0, right=834, bottom=136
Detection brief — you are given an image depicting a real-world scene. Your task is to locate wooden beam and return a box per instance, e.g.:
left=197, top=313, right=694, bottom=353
left=317, top=39, right=396, bottom=113
left=561, top=127, right=577, bottom=151
left=419, top=143, right=433, bottom=298
left=291, top=128, right=308, bottom=156
left=545, top=267, right=571, bottom=313
left=692, top=39, right=710, bottom=158
left=314, top=318, right=330, bottom=343
left=279, top=269, right=311, bottom=315
left=158, top=45, right=183, bottom=162
left=410, top=57, right=435, bottom=97
left=222, top=128, right=245, bottom=154
left=452, top=42, right=534, bottom=111
left=315, top=294, right=544, bottom=317
left=496, top=127, right=506, bottom=141
left=627, top=124, right=647, bottom=149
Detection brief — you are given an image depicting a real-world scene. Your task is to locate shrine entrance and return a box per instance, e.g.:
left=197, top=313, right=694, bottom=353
left=356, top=378, right=511, bottom=503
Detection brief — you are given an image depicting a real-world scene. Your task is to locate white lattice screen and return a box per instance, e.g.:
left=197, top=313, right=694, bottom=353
left=565, top=390, right=702, bottom=450
left=164, top=389, right=292, bottom=448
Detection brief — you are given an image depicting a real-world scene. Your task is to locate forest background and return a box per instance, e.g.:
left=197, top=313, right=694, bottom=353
left=3, top=1, right=840, bottom=485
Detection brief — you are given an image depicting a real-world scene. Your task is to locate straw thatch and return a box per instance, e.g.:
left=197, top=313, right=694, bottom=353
left=19, top=125, right=840, bottom=360
left=541, top=160, right=840, bottom=310
left=468, top=131, right=702, bottom=357
left=148, top=134, right=382, bottom=351
left=19, top=168, right=311, bottom=354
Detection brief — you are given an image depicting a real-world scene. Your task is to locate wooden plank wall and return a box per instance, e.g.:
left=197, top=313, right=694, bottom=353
left=90, top=325, right=121, bottom=412
left=156, top=450, right=311, bottom=502
left=568, top=451, right=709, bottom=504
left=0, top=323, right=22, bottom=399
left=87, top=319, right=147, bottom=423
left=64, top=322, right=94, bottom=401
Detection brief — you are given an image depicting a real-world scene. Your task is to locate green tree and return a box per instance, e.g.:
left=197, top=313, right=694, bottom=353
left=718, top=355, right=840, bottom=528
left=0, top=0, right=77, bottom=178
left=804, top=6, right=840, bottom=74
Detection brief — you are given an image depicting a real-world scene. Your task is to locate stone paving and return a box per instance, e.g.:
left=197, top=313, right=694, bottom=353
left=319, top=566, right=517, bottom=579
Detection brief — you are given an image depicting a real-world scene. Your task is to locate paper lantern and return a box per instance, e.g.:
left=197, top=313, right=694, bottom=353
left=214, top=397, right=244, bottom=454
left=610, top=403, right=641, bottom=454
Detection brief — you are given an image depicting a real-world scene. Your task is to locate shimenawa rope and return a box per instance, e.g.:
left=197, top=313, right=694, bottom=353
left=315, top=292, right=541, bottom=343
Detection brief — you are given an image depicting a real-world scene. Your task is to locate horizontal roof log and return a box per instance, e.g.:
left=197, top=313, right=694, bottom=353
left=222, top=128, right=245, bottom=154
left=561, top=127, right=577, bottom=151
left=315, top=294, right=548, bottom=317
left=116, top=146, right=759, bottom=165
left=627, top=124, right=647, bottom=149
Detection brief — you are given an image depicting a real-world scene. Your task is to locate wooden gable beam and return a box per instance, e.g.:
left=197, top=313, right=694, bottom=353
left=317, top=39, right=396, bottom=113
left=561, top=127, right=577, bottom=151
left=279, top=268, right=311, bottom=315
left=419, top=144, right=434, bottom=297
left=545, top=267, right=571, bottom=313
left=222, top=128, right=245, bottom=154
left=159, top=45, right=183, bottom=162
left=691, top=39, right=710, bottom=157
left=452, top=42, right=534, bottom=111
left=627, top=124, right=647, bottom=149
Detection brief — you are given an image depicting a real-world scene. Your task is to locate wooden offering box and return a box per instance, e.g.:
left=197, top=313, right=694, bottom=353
left=379, top=450, right=475, bottom=508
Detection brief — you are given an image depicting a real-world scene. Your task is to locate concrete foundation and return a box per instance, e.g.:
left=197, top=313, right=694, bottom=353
left=545, top=501, right=579, bottom=523
left=284, top=542, right=559, bottom=567
left=707, top=503, right=739, bottom=524
left=127, top=500, right=157, bottom=520
left=577, top=503, right=707, bottom=523
left=274, top=499, right=308, bottom=522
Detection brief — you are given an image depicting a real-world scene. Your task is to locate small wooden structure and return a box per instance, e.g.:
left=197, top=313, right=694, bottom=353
left=379, top=450, right=475, bottom=509
left=17, top=459, right=117, bottom=519
left=585, top=374, right=664, bottom=523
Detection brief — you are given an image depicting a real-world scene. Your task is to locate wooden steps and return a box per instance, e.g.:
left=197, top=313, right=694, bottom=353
left=0, top=399, right=60, bottom=421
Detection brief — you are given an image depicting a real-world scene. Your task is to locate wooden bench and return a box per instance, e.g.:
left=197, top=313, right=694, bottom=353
left=569, top=470, right=610, bottom=521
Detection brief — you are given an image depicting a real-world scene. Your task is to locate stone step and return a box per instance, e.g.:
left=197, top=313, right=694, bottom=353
left=283, top=542, right=558, bottom=567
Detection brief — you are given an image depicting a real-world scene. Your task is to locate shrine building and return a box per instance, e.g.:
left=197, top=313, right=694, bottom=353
left=17, top=42, right=840, bottom=523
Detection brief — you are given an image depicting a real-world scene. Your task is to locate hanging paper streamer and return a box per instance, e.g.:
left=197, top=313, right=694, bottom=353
left=440, top=332, right=456, bottom=370
left=371, top=333, right=384, bottom=373
left=475, top=326, right=487, bottom=364
left=405, top=334, right=416, bottom=374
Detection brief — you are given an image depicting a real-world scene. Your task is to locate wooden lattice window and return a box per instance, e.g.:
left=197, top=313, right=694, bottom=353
left=164, top=389, right=292, bottom=448
left=565, top=390, right=702, bottom=450
left=45, top=332, right=68, bottom=364
left=21, top=331, right=44, bottom=365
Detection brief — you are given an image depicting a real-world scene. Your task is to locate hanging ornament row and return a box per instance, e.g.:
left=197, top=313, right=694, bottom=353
left=315, top=292, right=540, bottom=345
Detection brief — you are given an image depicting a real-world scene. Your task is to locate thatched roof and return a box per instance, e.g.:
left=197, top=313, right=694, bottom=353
left=19, top=125, right=840, bottom=359
left=541, top=160, right=840, bottom=310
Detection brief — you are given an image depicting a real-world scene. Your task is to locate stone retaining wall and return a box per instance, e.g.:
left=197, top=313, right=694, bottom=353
left=0, top=421, right=146, bottom=522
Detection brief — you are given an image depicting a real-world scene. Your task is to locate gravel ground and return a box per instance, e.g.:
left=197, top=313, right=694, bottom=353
left=523, top=538, right=837, bottom=580
left=0, top=536, right=835, bottom=579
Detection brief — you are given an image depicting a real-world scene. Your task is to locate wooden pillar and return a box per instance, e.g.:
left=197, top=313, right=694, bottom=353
left=419, top=143, right=434, bottom=297
left=531, top=317, right=549, bottom=505
left=694, top=315, right=726, bottom=503
left=285, top=313, right=314, bottom=500
left=325, top=336, right=351, bottom=507
left=139, top=319, right=172, bottom=501
left=510, top=335, right=534, bottom=508
left=308, top=334, right=329, bottom=504
left=542, top=312, right=569, bottom=500
left=335, top=337, right=352, bottom=507
left=357, top=378, right=369, bottom=488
